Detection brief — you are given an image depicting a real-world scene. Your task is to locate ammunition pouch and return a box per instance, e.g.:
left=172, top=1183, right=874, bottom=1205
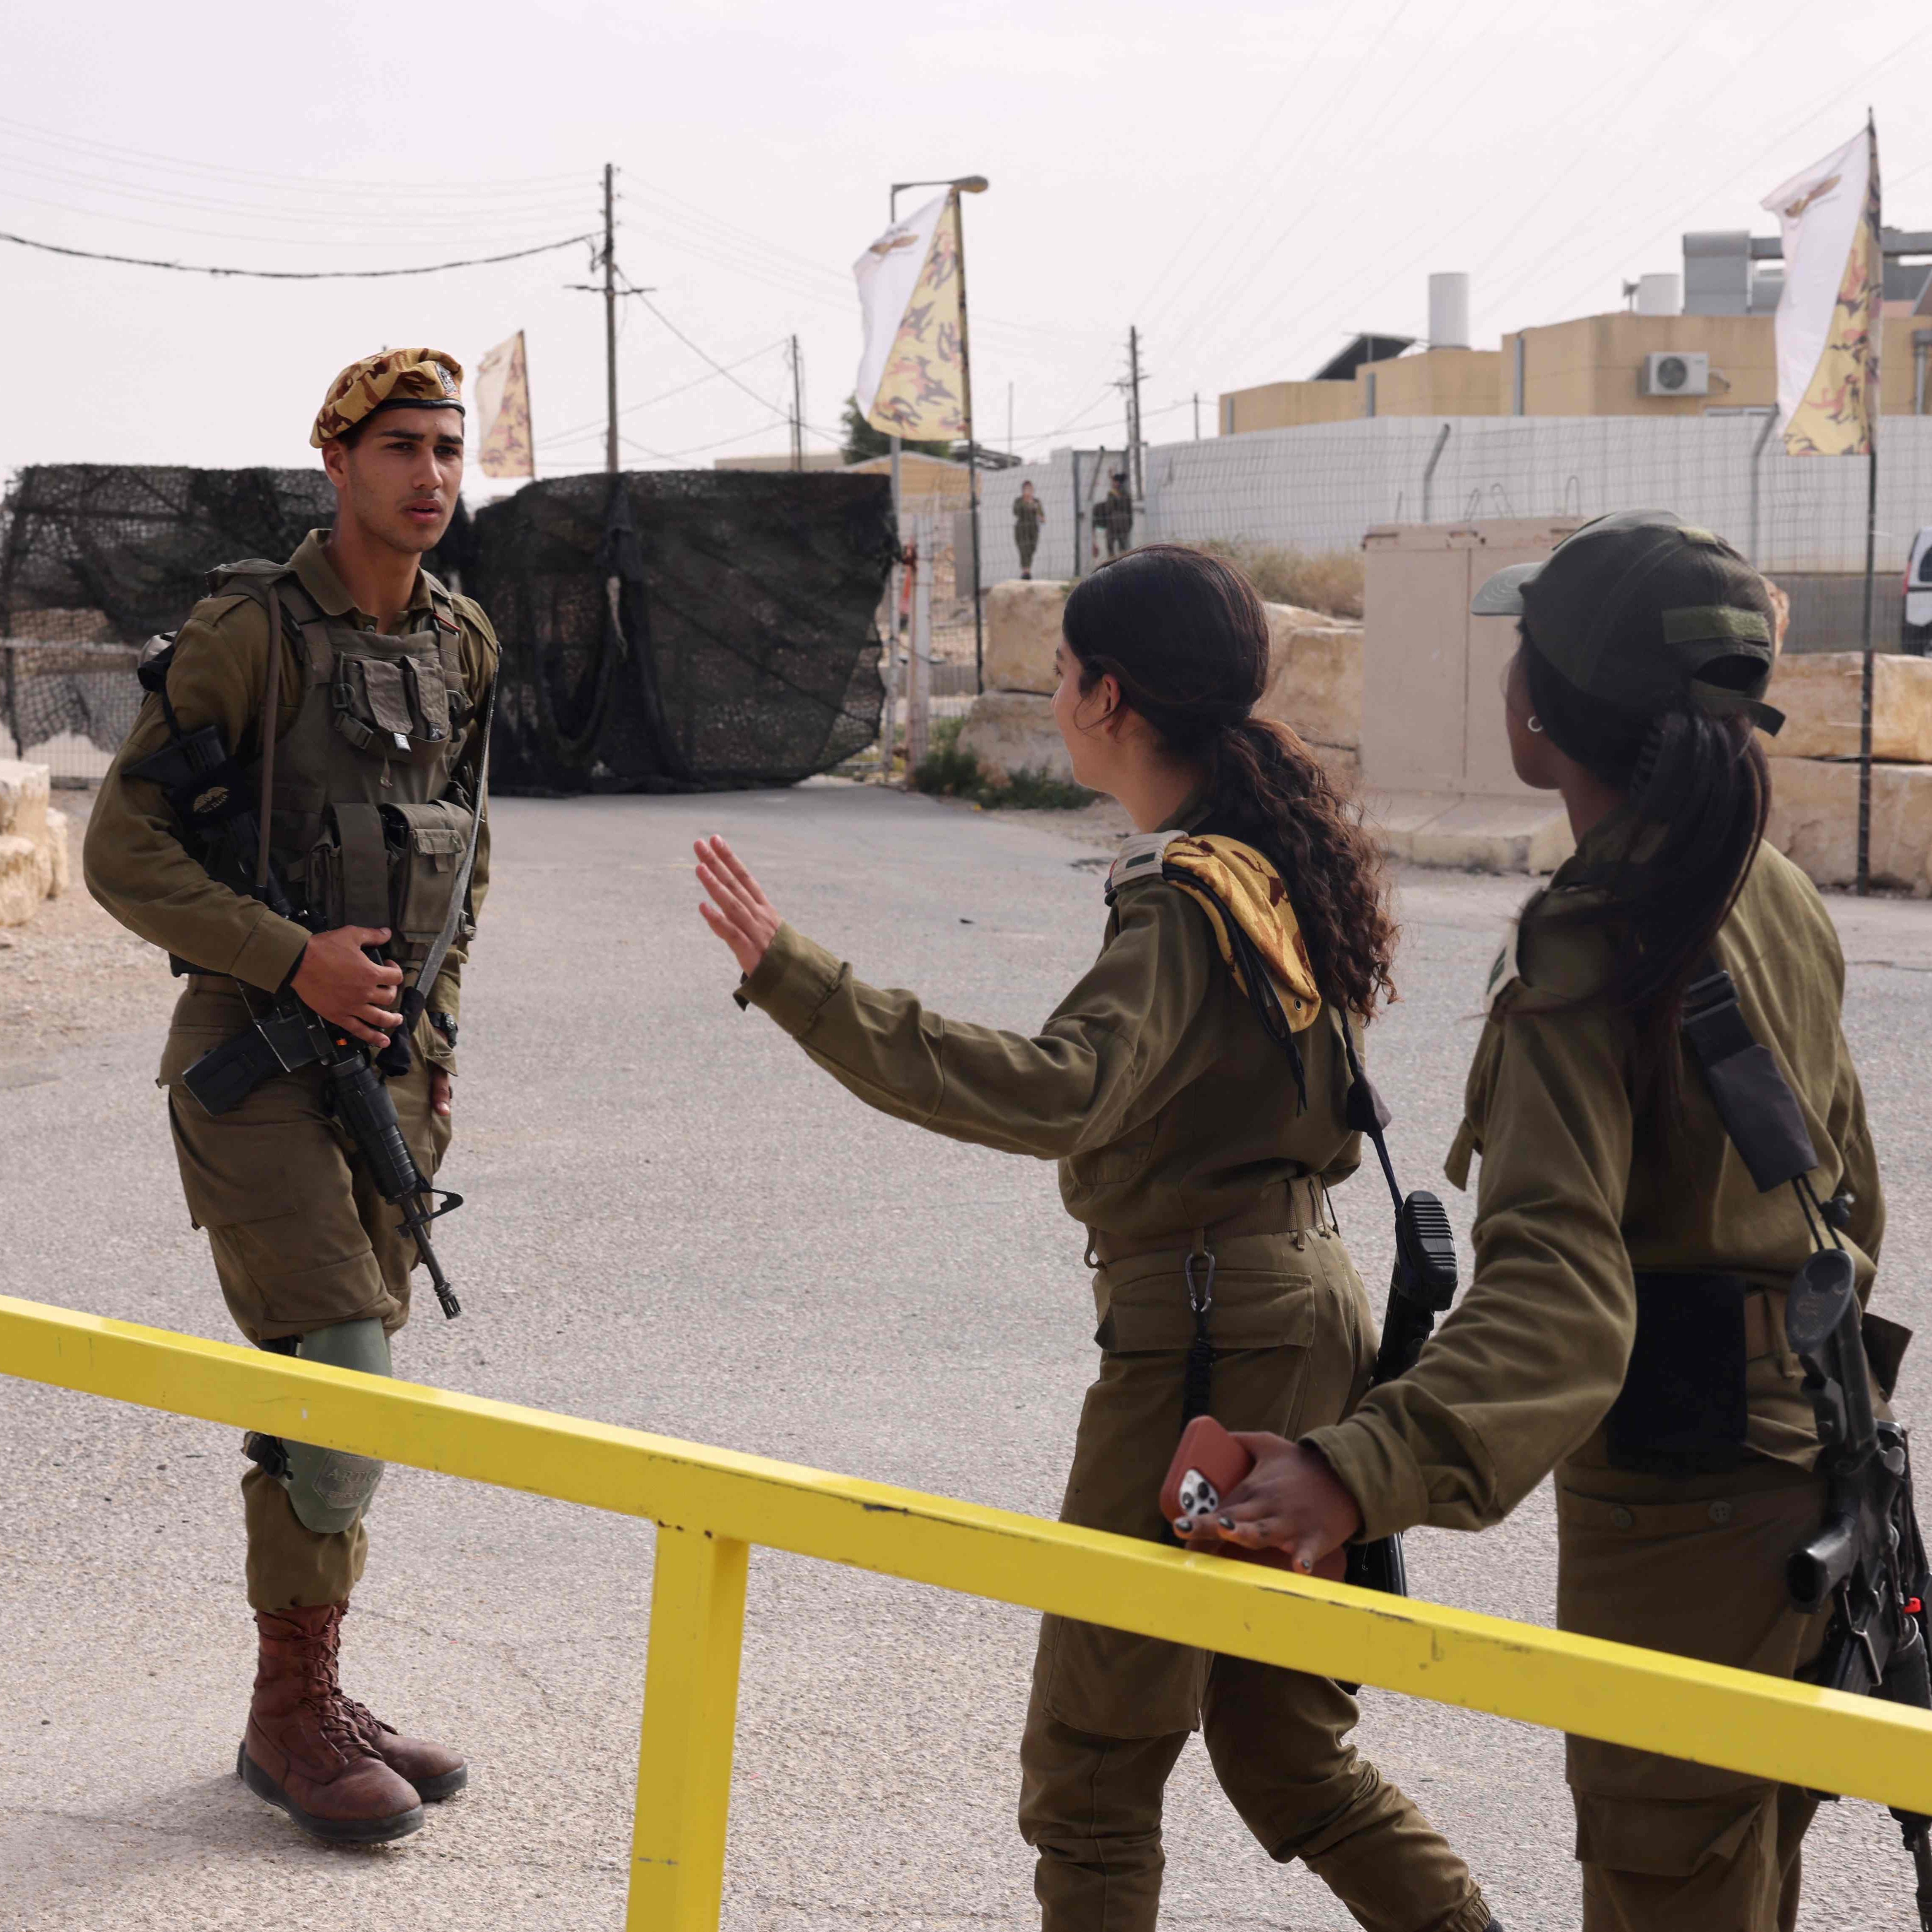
left=1604, top=1271, right=1751, bottom=1476
left=332, top=647, right=452, bottom=760
left=301, top=799, right=473, bottom=972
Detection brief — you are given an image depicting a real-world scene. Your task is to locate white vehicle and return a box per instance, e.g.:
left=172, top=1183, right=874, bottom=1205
left=1908, top=527, right=1932, bottom=654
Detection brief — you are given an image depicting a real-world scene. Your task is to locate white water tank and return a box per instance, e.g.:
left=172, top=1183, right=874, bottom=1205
left=1428, top=272, right=1470, bottom=349
left=1635, top=273, right=1683, bottom=317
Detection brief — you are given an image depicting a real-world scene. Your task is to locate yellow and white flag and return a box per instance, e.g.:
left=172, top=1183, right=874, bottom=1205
left=475, top=330, right=535, bottom=478
left=1762, top=125, right=1881, bottom=455
left=852, top=193, right=968, bottom=442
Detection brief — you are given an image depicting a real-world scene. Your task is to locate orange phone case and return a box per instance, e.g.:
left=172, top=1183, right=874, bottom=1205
left=1158, top=1417, right=1300, bottom=1572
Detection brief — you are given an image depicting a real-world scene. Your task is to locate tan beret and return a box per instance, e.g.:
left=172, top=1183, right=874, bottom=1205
left=311, top=348, right=465, bottom=448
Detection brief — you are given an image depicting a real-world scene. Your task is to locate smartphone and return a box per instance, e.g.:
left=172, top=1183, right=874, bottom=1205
left=1158, top=1416, right=1299, bottom=1572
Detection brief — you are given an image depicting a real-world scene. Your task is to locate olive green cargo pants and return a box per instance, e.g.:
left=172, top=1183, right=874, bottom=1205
left=1020, top=1229, right=1491, bottom=1932
left=159, top=982, right=450, bottom=1613
left=1557, top=1459, right=1831, bottom=1932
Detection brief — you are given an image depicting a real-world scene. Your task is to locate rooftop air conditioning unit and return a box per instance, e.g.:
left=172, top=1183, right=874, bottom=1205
left=1640, top=351, right=1709, bottom=397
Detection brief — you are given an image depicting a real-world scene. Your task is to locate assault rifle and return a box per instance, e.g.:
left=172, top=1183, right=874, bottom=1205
left=1785, top=1241, right=1932, bottom=1930
left=126, top=640, right=464, bottom=1320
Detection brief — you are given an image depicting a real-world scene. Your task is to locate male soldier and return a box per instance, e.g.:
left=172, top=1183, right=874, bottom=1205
left=84, top=349, right=498, bottom=1846
left=1101, top=471, right=1134, bottom=557
left=1013, top=479, right=1045, bottom=579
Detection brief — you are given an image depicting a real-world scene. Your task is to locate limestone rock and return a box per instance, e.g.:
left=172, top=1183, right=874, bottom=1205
left=1258, top=619, right=1362, bottom=752
left=43, top=806, right=69, bottom=898
left=0, top=834, right=41, bottom=927
left=1766, top=653, right=1932, bottom=762
left=984, top=579, right=1071, bottom=695
left=0, top=758, right=50, bottom=845
left=0, top=760, right=64, bottom=924
left=1765, top=757, right=1932, bottom=894
left=956, top=690, right=1076, bottom=788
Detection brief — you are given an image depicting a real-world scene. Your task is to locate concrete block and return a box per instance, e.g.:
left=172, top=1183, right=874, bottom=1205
left=1258, top=618, right=1362, bottom=752
left=1366, top=790, right=1575, bottom=875
left=956, top=690, right=1077, bottom=788
left=1765, top=653, right=1932, bottom=762
left=0, top=758, right=50, bottom=845
left=984, top=580, right=1071, bottom=695
left=1766, top=758, right=1932, bottom=894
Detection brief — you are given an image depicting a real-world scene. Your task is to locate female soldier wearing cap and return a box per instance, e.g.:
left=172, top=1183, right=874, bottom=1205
left=1196, top=511, right=1890, bottom=1930
left=696, top=546, right=1500, bottom=1932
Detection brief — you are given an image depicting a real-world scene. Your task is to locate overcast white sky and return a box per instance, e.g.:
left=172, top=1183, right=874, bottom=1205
left=3, top=0, right=1927, bottom=495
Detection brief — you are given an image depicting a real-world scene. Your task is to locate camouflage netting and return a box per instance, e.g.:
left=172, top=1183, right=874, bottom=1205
left=0, top=463, right=893, bottom=793
left=0, top=467, right=322, bottom=770
left=466, top=470, right=894, bottom=794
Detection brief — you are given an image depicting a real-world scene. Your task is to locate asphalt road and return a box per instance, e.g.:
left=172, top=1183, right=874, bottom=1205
left=6, top=781, right=1932, bottom=1932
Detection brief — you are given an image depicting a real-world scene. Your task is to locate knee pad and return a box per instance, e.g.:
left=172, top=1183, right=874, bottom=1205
left=277, top=1320, right=392, bottom=1536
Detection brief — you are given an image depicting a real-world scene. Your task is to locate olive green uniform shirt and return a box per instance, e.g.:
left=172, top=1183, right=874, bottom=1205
left=741, top=874, right=1361, bottom=1250
left=84, top=530, right=498, bottom=1064
left=1308, top=819, right=1885, bottom=1542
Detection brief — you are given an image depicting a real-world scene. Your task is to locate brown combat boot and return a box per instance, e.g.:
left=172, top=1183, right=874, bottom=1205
left=238, top=1604, right=424, bottom=1844
left=331, top=1602, right=468, bottom=1802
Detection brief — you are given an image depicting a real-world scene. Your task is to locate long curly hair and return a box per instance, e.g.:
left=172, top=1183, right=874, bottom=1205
left=1061, top=544, right=1397, bottom=1017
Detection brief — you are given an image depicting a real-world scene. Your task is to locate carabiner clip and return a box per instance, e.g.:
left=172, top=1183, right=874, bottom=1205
left=1185, top=1249, right=1216, bottom=1319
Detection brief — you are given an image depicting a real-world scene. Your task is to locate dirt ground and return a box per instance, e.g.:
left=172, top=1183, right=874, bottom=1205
left=0, top=792, right=177, bottom=1080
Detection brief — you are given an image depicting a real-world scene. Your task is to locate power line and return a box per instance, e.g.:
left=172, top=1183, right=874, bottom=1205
left=628, top=284, right=792, bottom=417
left=0, top=227, right=595, bottom=279
left=0, top=114, right=587, bottom=203
left=536, top=340, right=791, bottom=448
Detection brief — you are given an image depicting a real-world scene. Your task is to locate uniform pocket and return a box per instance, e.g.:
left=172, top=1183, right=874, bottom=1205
left=381, top=801, right=472, bottom=966
left=1098, top=1259, right=1317, bottom=1354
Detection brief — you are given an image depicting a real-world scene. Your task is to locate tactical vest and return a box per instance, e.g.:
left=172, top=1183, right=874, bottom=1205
left=213, top=558, right=478, bottom=974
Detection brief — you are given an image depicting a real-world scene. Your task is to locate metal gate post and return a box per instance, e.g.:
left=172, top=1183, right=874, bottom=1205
left=627, top=1525, right=752, bottom=1932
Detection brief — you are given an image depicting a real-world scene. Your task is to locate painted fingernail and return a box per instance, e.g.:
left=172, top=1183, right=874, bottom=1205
left=1218, top=1516, right=1234, bottom=1530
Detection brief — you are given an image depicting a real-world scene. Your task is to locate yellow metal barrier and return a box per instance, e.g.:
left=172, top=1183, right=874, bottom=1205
left=6, top=1289, right=1931, bottom=1928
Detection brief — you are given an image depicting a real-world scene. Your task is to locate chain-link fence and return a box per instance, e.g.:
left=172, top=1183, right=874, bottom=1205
left=974, top=415, right=1932, bottom=651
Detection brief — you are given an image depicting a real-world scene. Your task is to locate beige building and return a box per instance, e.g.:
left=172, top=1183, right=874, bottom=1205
left=1222, top=315, right=1932, bottom=432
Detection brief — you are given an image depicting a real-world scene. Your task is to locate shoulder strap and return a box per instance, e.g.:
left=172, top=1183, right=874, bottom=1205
left=1680, top=955, right=1818, bottom=1193
left=1336, top=1012, right=1406, bottom=1220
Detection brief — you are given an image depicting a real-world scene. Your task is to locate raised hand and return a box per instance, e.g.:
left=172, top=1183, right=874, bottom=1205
left=695, top=835, right=782, bottom=976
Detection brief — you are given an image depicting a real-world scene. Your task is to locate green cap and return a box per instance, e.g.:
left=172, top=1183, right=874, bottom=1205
left=1471, top=510, right=1783, bottom=735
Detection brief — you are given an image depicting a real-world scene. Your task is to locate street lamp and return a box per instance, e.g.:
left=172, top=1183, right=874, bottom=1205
left=887, top=175, right=990, bottom=690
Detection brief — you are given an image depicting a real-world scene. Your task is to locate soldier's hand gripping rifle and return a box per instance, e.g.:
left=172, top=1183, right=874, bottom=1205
left=124, top=626, right=473, bottom=1319
left=1785, top=1235, right=1932, bottom=1930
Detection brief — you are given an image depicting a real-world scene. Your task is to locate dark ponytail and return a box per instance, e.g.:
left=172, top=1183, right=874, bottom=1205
left=1520, top=630, right=1769, bottom=1125
left=1061, top=544, right=1398, bottom=1016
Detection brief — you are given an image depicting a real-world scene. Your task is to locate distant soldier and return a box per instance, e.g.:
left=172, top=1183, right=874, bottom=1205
left=1101, top=471, right=1134, bottom=557
left=84, top=349, right=498, bottom=1846
left=1014, top=479, right=1046, bottom=579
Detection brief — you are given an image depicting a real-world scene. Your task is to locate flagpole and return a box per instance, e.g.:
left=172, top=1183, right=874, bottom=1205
left=1857, top=110, right=1881, bottom=896
left=952, top=187, right=986, bottom=694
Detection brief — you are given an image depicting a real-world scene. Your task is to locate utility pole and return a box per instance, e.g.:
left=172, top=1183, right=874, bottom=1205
left=1193, top=391, right=1201, bottom=442
left=1127, top=325, right=1145, bottom=499
left=602, top=162, right=619, bottom=475
left=787, top=335, right=804, bottom=471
